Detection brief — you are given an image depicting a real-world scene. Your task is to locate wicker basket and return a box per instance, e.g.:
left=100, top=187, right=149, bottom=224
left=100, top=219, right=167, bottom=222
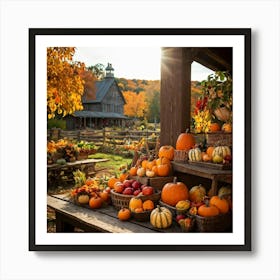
left=194, top=211, right=232, bottom=232
left=173, top=150, right=189, bottom=162
left=179, top=216, right=196, bottom=232
left=110, top=190, right=161, bottom=210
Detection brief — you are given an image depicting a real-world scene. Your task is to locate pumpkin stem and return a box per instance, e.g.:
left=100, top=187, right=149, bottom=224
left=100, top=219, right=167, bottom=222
left=173, top=177, right=177, bottom=184
left=185, top=128, right=190, bottom=133
left=157, top=205, right=162, bottom=212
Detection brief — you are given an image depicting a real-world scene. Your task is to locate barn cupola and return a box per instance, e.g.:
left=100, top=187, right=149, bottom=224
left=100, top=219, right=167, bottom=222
left=105, top=63, right=114, bottom=78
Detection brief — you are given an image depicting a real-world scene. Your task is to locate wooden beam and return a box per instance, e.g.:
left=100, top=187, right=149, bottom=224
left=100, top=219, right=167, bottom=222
left=160, top=47, right=192, bottom=147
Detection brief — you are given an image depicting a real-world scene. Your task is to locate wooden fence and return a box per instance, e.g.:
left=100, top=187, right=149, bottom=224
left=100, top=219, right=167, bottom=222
left=48, top=128, right=160, bottom=146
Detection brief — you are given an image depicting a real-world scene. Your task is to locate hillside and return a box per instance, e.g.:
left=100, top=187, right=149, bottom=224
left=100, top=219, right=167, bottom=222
left=116, top=78, right=203, bottom=121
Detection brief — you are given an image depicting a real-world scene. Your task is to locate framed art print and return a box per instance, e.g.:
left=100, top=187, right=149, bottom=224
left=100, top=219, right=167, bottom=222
left=29, top=28, right=251, bottom=251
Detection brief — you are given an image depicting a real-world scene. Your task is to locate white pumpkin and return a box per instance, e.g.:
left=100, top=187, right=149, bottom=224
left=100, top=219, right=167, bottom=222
left=212, top=146, right=231, bottom=158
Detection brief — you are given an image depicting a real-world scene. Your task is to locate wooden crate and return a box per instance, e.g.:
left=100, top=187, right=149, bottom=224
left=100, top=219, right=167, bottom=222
left=129, top=176, right=174, bottom=190
left=206, top=132, right=232, bottom=146
left=173, top=150, right=189, bottom=162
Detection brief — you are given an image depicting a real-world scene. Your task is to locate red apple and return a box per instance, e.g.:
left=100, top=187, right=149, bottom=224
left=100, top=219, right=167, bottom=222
left=133, top=189, right=141, bottom=196
left=142, top=186, right=154, bottom=196
left=123, top=179, right=133, bottom=188
left=122, top=187, right=134, bottom=195
left=132, top=181, right=141, bottom=190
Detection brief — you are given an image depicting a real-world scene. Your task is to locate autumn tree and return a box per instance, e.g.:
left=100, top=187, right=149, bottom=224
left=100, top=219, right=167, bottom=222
left=47, top=47, right=86, bottom=119
left=123, top=91, right=148, bottom=118
left=146, top=90, right=160, bottom=123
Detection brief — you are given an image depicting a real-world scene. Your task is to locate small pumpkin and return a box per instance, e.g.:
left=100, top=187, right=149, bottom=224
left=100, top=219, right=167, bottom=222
left=210, top=122, right=221, bottom=132
left=108, top=177, right=120, bottom=189
left=89, top=196, right=103, bottom=209
left=157, top=163, right=171, bottom=177
left=119, top=170, right=129, bottom=182
left=146, top=159, right=156, bottom=170
left=161, top=177, right=189, bottom=206
left=118, top=208, right=131, bottom=221
left=222, top=123, right=232, bottom=133
left=158, top=145, right=175, bottom=160
left=77, top=194, right=90, bottom=204
left=129, top=197, right=143, bottom=211
left=189, top=184, right=206, bottom=203
left=129, top=166, right=138, bottom=176
left=206, top=146, right=215, bottom=158
left=176, top=129, right=196, bottom=151
left=156, top=157, right=170, bottom=166
left=197, top=200, right=220, bottom=217
left=137, top=167, right=146, bottom=177
left=209, top=195, right=229, bottom=214
left=143, top=200, right=154, bottom=211
left=188, top=147, right=202, bottom=162
left=146, top=169, right=156, bottom=178
left=212, top=146, right=231, bottom=159
left=150, top=205, right=173, bottom=229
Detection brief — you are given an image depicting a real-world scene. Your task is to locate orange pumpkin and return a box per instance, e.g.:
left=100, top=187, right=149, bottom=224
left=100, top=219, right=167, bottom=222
left=209, top=195, right=229, bottom=214
left=129, top=197, right=143, bottom=211
left=146, top=159, right=156, bottom=170
left=108, top=177, right=120, bottom=189
left=89, top=196, right=103, bottom=209
left=157, top=163, right=171, bottom=177
left=129, top=166, right=138, bottom=176
left=206, top=146, right=215, bottom=158
left=98, top=191, right=109, bottom=202
left=141, top=160, right=148, bottom=169
left=197, top=201, right=219, bottom=217
left=222, top=123, right=232, bottom=133
left=189, top=185, right=206, bottom=203
left=210, top=122, right=221, bottom=132
left=176, top=129, right=196, bottom=151
left=143, top=200, right=154, bottom=211
left=156, top=157, right=170, bottom=166
left=151, top=165, right=158, bottom=176
left=158, top=146, right=175, bottom=160
left=161, top=177, right=189, bottom=206
left=118, top=208, right=131, bottom=221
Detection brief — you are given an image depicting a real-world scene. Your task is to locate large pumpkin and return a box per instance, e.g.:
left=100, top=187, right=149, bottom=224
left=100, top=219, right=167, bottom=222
left=176, top=129, right=196, bottom=151
left=158, top=146, right=175, bottom=160
left=189, top=184, right=206, bottom=203
left=212, top=146, right=231, bottom=158
left=161, top=177, right=189, bottom=206
left=150, top=205, right=173, bottom=229
left=188, top=147, right=202, bottom=162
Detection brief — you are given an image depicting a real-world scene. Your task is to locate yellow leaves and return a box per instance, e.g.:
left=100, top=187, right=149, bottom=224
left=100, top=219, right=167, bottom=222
left=47, top=47, right=86, bottom=118
left=192, top=109, right=211, bottom=133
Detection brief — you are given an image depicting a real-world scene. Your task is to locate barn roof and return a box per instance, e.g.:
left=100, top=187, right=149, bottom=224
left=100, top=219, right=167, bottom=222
left=74, top=110, right=129, bottom=119
left=82, top=78, right=126, bottom=104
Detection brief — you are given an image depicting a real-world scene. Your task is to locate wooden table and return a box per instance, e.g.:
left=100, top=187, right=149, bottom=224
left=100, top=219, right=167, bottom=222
left=47, top=158, right=109, bottom=176
left=172, top=162, right=232, bottom=196
left=47, top=194, right=181, bottom=233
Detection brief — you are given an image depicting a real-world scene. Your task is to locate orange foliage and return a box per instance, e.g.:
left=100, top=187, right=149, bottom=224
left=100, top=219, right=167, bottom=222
left=47, top=47, right=87, bottom=119
left=123, top=91, right=148, bottom=118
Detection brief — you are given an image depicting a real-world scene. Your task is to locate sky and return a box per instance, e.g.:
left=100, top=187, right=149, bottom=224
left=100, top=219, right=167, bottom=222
left=73, top=47, right=214, bottom=81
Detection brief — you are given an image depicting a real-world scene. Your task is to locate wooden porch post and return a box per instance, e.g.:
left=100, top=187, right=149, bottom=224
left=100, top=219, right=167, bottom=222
left=160, top=47, right=193, bottom=147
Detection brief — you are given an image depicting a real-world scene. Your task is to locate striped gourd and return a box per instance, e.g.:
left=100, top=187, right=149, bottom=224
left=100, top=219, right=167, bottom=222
left=188, top=148, right=202, bottom=162
left=212, top=146, right=231, bottom=158
left=150, top=205, right=172, bottom=229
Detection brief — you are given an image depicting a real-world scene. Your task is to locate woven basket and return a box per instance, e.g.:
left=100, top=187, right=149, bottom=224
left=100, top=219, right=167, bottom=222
left=110, top=190, right=161, bottom=210
left=194, top=211, right=232, bottom=232
left=173, top=150, right=189, bottom=162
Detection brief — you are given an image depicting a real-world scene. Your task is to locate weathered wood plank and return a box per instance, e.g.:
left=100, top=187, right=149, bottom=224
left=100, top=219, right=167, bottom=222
left=47, top=195, right=156, bottom=233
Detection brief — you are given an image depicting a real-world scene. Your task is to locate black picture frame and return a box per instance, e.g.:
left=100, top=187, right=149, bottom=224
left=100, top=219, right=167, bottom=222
left=29, top=28, right=251, bottom=251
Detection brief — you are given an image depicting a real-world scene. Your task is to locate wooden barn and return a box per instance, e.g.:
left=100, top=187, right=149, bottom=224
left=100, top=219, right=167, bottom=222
left=65, top=63, right=128, bottom=129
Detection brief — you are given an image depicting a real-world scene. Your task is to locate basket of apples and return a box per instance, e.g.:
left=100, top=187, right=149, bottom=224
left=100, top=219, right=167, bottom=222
left=110, top=179, right=161, bottom=210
